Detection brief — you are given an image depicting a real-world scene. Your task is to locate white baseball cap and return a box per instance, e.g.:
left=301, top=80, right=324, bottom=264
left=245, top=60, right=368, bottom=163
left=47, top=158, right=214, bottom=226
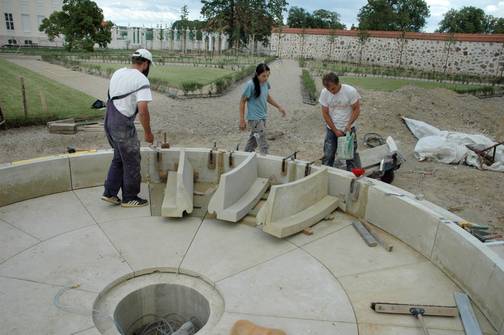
left=132, top=48, right=154, bottom=65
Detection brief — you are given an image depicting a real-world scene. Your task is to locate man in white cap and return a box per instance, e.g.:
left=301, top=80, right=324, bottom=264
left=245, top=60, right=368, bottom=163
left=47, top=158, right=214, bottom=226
left=101, top=49, right=154, bottom=207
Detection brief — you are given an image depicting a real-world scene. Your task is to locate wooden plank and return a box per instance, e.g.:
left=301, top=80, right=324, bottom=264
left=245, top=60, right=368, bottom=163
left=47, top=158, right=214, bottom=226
left=352, top=220, right=378, bottom=247
left=371, top=302, right=458, bottom=317
left=454, top=293, right=483, bottom=335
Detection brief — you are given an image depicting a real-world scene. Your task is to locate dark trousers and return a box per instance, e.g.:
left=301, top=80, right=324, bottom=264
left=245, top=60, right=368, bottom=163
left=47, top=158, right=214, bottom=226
left=322, top=127, right=361, bottom=171
left=103, top=102, right=141, bottom=202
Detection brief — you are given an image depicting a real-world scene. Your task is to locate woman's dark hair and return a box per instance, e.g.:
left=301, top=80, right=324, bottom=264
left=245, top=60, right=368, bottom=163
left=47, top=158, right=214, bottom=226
left=253, top=63, right=270, bottom=98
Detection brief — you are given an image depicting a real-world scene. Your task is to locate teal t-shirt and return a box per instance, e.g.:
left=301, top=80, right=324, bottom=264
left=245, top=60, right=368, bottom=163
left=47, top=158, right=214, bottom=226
left=243, top=80, right=271, bottom=120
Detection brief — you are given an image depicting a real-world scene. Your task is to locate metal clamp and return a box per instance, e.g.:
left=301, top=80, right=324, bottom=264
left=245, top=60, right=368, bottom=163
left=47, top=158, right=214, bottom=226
left=229, top=151, right=234, bottom=167
left=281, top=151, right=298, bottom=175
left=304, top=156, right=324, bottom=176
left=208, top=142, right=218, bottom=170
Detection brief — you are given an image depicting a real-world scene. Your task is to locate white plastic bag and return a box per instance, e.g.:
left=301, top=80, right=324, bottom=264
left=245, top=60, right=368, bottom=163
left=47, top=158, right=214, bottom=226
left=337, top=132, right=354, bottom=160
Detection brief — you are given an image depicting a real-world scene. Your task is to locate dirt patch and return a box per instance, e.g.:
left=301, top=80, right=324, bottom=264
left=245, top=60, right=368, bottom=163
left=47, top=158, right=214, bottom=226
left=1, top=58, right=503, bottom=234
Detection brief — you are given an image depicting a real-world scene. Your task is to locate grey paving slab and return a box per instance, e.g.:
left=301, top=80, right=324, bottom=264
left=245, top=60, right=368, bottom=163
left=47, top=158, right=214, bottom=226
left=216, top=248, right=356, bottom=323
left=209, top=312, right=357, bottom=335
left=180, top=218, right=296, bottom=282
left=287, top=210, right=355, bottom=247
left=100, top=216, right=201, bottom=272
left=303, top=224, right=426, bottom=278
left=338, top=262, right=496, bottom=333
left=73, top=184, right=150, bottom=223
left=0, top=225, right=132, bottom=292
left=0, top=277, right=96, bottom=335
left=0, top=220, right=39, bottom=263
left=0, top=191, right=96, bottom=240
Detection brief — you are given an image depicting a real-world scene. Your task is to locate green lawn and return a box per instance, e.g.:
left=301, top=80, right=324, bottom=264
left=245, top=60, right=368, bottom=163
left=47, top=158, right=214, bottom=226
left=340, top=76, right=487, bottom=92
left=86, top=63, right=235, bottom=88
left=0, top=58, right=101, bottom=127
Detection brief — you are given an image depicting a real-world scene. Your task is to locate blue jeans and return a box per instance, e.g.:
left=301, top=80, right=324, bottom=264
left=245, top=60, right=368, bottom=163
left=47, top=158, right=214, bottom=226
left=322, top=127, right=361, bottom=171
left=244, top=119, right=269, bottom=154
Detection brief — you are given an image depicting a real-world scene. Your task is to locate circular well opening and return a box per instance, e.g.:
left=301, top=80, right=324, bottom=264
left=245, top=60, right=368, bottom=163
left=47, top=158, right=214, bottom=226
left=114, top=283, right=210, bottom=335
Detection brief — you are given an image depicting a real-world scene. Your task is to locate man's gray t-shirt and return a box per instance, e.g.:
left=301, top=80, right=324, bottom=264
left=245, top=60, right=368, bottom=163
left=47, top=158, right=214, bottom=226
left=243, top=80, right=271, bottom=120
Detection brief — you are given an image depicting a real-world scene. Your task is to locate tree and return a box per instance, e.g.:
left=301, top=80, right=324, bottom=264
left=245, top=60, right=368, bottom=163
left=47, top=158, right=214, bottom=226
left=437, top=6, right=486, bottom=33
left=492, top=17, right=504, bottom=33
left=484, top=15, right=504, bottom=33
left=358, top=0, right=430, bottom=32
left=287, top=6, right=310, bottom=28
left=287, top=7, right=345, bottom=29
left=39, top=0, right=112, bottom=51
left=201, top=0, right=287, bottom=48
left=312, top=9, right=345, bottom=29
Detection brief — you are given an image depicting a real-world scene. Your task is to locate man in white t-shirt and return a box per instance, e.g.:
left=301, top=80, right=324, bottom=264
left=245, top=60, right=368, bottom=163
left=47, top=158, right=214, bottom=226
left=102, top=49, right=154, bottom=208
left=319, top=72, right=362, bottom=170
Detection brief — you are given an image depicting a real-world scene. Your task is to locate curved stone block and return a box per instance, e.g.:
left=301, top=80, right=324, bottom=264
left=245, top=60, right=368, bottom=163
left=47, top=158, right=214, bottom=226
left=208, top=153, right=269, bottom=222
left=0, top=156, right=71, bottom=207
left=258, top=167, right=339, bottom=238
left=161, top=150, right=194, bottom=217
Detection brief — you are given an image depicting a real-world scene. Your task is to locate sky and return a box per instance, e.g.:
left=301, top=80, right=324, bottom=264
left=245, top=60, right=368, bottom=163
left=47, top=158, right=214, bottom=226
left=95, top=0, right=504, bottom=32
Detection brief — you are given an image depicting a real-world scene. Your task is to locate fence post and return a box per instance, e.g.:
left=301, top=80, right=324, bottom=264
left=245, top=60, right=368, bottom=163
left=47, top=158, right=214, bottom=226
left=0, top=102, right=6, bottom=128
left=20, top=76, right=28, bottom=119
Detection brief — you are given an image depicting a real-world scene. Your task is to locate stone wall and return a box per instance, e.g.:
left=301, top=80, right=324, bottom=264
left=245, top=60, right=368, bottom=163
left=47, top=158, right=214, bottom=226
left=264, top=28, right=504, bottom=77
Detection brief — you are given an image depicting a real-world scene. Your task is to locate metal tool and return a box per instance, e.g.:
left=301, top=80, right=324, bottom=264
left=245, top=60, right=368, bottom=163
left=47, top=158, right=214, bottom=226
left=371, top=302, right=458, bottom=335
left=352, top=221, right=377, bottom=247
left=466, top=141, right=504, bottom=166
left=454, top=292, right=483, bottom=335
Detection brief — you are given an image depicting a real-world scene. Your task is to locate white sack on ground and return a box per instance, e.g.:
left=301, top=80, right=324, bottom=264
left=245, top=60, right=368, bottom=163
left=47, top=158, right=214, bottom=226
left=403, top=117, right=504, bottom=172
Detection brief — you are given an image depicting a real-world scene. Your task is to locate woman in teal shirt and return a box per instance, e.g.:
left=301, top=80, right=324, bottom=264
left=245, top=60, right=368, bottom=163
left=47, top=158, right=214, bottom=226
left=239, top=63, right=286, bottom=154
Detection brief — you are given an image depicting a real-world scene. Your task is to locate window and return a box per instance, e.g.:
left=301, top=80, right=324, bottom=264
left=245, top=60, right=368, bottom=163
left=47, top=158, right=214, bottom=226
left=8, top=39, right=17, bottom=45
left=24, top=40, right=32, bottom=45
left=5, top=13, right=14, bottom=30
left=37, top=15, right=45, bottom=26
left=21, top=14, right=30, bottom=33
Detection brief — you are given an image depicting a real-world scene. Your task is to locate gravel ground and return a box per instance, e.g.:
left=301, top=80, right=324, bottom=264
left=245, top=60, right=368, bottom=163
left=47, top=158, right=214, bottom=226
left=1, top=57, right=503, bottom=234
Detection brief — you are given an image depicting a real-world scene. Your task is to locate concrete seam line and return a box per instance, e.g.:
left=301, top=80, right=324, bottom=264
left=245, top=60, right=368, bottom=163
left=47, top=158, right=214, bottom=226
left=430, top=221, right=442, bottom=259
left=177, top=212, right=207, bottom=274
left=225, top=310, right=357, bottom=324
left=214, top=247, right=298, bottom=284
left=0, top=274, right=99, bottom=294
left=0, top=217, right=42, bottom=241
left=72, top=191, right=135, bottom=273
left=300, top=246, right=359, bottom=328
left=68, top=157, right=74, bottom=190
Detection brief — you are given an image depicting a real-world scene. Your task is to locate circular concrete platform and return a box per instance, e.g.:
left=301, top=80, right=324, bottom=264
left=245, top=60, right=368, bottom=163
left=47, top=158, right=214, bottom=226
left=0, top=183, right=497, bottom=335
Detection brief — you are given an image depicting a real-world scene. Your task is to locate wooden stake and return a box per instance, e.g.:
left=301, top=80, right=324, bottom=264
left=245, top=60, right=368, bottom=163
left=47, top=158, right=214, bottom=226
left=20, top=77, right=28, bottom=119
left=0, top=102, right=5, bottom=127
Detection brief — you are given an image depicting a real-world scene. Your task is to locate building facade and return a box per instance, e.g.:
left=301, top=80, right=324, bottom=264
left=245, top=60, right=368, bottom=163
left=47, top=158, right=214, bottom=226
left=109, top=26, right=230, bottom=53
left=1, top=0, right=64, bottom=47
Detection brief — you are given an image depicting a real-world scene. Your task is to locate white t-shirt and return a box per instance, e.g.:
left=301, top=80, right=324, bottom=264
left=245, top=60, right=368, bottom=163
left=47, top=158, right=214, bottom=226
left=319, top=84, right=361, bottom=130
left=109, top=68, right=152, bottom=117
